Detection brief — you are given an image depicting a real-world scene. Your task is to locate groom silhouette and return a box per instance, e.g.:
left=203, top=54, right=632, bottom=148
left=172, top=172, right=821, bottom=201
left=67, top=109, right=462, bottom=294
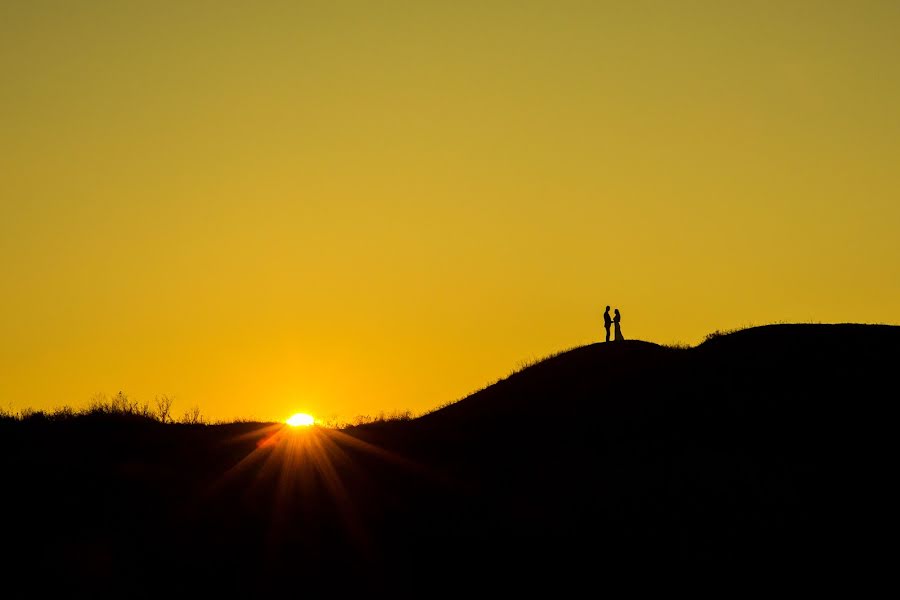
left=603, top=306, right=612, bottom=342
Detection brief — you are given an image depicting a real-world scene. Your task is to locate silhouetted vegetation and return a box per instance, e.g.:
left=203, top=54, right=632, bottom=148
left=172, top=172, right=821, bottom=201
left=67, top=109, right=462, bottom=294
left=1, top=324, right=894, bottom=596
left=5, top=391, right=207, bottom=425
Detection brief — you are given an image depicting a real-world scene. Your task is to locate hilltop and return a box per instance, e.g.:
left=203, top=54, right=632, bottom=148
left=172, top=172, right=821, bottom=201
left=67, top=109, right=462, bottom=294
left=1, top=324, right=895, bottom=595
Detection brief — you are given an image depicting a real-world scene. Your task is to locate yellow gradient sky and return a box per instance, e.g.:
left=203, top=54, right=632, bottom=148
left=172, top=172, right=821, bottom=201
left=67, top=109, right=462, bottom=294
left=2, top=1, right=899, bottom=422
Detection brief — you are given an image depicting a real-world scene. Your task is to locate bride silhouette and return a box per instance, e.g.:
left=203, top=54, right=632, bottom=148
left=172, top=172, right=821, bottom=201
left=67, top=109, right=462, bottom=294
left=613, top=308, right=624, bottom=341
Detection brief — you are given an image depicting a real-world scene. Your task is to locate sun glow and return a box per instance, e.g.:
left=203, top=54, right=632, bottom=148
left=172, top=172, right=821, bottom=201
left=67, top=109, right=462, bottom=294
left=286, top=413, right=315, bottom=427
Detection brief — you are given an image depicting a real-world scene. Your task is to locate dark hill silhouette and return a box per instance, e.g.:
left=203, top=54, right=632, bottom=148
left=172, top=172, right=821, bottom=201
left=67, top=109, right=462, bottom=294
left=1, top=324, right=895, bottom=596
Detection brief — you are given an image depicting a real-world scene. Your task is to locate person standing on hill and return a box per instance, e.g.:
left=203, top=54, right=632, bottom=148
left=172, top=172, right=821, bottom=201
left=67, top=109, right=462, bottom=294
left=614, top=308, right=624, bottom=341
left=603, top=306, right=612, bottom=342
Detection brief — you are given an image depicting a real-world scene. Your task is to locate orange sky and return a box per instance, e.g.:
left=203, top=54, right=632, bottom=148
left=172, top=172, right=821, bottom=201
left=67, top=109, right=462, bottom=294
left=2, top=1, right=898, bottom=422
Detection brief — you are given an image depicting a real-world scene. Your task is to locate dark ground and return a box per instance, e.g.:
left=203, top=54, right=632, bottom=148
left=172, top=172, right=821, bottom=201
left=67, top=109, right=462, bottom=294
left=1, top=324, right=895, bottom=596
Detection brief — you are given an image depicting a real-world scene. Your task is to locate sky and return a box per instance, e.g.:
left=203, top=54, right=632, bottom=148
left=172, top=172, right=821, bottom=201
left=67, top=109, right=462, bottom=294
left=2, top=1, right=899, bottom=423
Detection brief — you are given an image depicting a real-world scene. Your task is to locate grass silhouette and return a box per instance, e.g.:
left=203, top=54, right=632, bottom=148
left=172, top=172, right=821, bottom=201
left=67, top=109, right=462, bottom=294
left=0, top=323, right=895, bottom=595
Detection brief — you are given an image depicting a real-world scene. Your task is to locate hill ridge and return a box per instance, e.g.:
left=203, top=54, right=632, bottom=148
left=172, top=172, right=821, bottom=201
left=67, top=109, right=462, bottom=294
left=2, top=322, right=896, bottom=593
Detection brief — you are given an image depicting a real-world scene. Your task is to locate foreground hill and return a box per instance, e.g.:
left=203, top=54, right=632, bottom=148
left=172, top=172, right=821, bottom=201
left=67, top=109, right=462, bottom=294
left=1, top=324, right=895, bottom=595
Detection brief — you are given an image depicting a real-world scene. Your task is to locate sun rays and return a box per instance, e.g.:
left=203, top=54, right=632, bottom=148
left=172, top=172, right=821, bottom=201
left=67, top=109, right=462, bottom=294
left=196, top=420, right=444, bottom=558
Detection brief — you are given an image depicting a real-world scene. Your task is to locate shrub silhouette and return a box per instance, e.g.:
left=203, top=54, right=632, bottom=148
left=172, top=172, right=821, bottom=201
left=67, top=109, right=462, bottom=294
left=180, top=405, right=204, bottom=425
left=155, top=395, right=174, bottom=423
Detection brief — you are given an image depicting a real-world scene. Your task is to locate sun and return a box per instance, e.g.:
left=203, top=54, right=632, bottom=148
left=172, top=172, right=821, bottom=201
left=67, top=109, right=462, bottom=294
left=286, top=413, right=315, bottom=427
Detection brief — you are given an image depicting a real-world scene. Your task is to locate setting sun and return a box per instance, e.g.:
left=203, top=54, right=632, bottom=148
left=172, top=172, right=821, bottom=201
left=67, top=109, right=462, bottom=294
left=286, top=413, right=315, bottom=427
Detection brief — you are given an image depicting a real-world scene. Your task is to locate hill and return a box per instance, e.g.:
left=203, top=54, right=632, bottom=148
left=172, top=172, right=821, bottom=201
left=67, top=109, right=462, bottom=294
left=1, top=324, right=895, bottom=595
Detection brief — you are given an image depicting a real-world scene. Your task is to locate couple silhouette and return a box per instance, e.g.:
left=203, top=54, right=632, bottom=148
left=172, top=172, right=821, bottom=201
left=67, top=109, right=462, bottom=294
left=603, top=306, right=624, bottom=342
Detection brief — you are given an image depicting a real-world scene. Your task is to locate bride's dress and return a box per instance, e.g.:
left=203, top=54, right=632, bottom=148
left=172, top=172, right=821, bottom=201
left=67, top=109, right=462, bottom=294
left=614, top=321, right=624, bottom=341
